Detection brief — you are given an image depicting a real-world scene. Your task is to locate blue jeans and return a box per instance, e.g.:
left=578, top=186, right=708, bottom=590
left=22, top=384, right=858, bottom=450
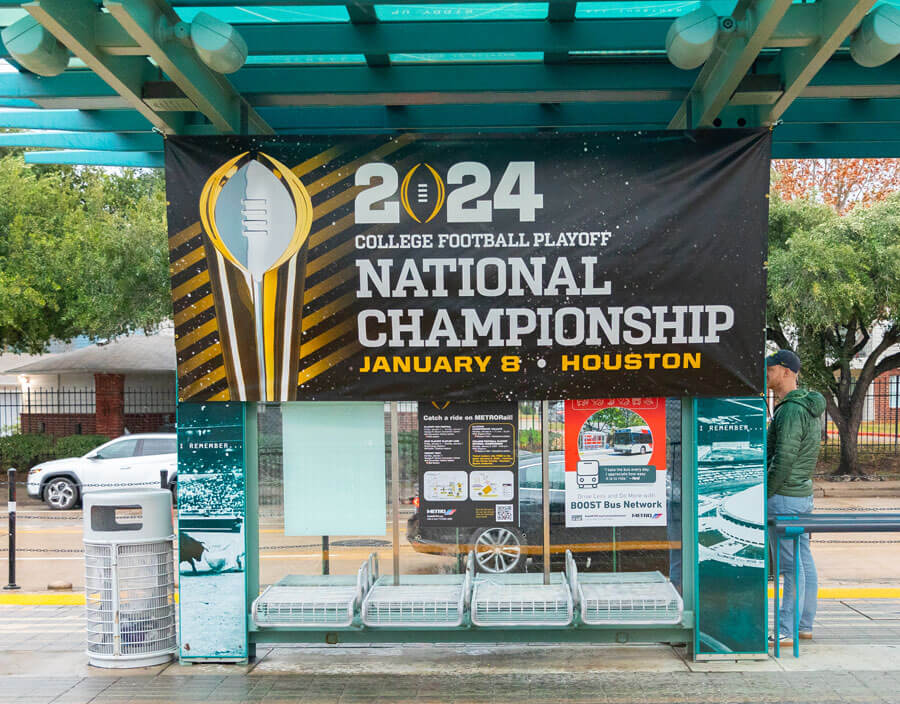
left=768, top=494, right=817, bottom=635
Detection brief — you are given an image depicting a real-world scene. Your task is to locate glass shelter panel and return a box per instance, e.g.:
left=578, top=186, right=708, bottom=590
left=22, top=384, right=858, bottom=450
left=259, top=399, right=680, bottom=589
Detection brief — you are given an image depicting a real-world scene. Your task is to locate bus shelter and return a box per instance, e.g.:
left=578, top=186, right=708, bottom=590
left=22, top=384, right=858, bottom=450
left=0, top=0, right=898, bottom=662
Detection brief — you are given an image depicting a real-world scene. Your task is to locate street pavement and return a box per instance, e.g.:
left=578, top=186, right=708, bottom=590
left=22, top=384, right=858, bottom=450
left=1, top=601, right=900, bottom=703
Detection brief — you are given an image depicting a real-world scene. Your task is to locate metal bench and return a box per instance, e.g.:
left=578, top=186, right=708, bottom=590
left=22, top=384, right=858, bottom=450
left=568, top=551, right=683, bottom=626
left=768, top=512, right=900, bottom=657
left=361, top=552, right=474, bottom=628
left=470, top=556, right=576, bottom=628
left=251, top=553, right=378, bottom=628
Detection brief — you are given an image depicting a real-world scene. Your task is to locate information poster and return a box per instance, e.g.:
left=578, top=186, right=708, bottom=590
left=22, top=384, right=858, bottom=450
left=419, top=401, right=518, bottom=526
left=564, top=398, right=666, bottom=527
left=695, top=397, right=767, bottom=657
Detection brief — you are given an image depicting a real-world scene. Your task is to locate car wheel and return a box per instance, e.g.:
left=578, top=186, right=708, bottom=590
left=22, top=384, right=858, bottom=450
left=471, top=526, right=525, bottom=573
left=640, top=445, right=648, bottom=455
left=44, top=478, right=78, bottom=510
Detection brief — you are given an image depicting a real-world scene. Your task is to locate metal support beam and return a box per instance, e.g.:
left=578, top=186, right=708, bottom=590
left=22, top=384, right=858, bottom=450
left=24, top=149, right=164, bottom=167
left=545, top=0, right=576, bottom=64
left=765, top=0, right=878, bottom=121
left=346, top=2, right=390, bottom=68
left=2, top=11, right=849, bottom=60
left=0, top=108, right=152, bottom=131
left=104, top=0, right=271, bottom=134
left=669, top=0, right=794, bottom=128
left=229, top=62, right=694, bottom=106
left=23, top=0, right=181, bottom=133
left=0, top=131, right=162, bottom=150
left=773, top=141, right=900, bottom=158
left=2, top=59, right=896, bottom=108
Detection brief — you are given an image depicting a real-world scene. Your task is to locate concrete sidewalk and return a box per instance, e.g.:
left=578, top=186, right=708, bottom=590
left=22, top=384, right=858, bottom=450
left=2, top=603, right=900, bottom=703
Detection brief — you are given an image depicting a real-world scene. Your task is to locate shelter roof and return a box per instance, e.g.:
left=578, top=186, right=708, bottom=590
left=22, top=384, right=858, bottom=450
left=8, top=329, right=176, bottom=375
left=0, top=0, right=896, bottom=164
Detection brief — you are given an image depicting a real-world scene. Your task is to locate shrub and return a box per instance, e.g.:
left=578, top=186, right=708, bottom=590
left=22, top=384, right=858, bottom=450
left=0, top=433, right=55, bottom=471
left=0, top=433, right=111, bottom=472
left=54, top=434, right=109, bottom=459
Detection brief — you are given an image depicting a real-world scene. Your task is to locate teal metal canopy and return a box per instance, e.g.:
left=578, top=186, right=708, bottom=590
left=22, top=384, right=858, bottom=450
left=0, top=0, right=897, bottom=166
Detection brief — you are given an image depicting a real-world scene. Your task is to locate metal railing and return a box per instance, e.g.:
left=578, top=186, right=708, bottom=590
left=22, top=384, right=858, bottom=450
left=0, top=386, right=175, bottom=435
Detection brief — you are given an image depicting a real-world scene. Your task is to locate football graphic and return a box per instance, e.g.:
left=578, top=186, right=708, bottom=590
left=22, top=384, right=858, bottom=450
left=400, top=162, right=445, bottom=224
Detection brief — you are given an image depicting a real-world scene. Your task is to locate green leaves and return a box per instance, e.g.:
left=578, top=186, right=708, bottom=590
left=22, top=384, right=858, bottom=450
left=0, top=156, right=169, bottom=353
left=767, top=192, right=900, bottom=392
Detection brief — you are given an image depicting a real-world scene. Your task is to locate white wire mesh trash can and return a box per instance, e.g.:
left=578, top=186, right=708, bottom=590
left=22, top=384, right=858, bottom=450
left=83, top=489, right=177, bottom=668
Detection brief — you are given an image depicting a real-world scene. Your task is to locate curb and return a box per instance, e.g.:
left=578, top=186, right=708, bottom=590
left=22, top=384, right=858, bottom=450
left=2, top=588, right=899, bottom=606
left=0, top=593, right=181, bottom=605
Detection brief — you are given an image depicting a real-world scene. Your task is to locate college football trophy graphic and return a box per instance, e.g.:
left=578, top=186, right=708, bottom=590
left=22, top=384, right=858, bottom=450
left=199, top=152, right=313, bottom=401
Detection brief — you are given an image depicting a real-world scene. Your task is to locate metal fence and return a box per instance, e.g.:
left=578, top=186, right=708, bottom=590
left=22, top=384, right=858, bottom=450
left=822, top=378, right=900, bottom=456
left=0, top=386, right=176, bottom=436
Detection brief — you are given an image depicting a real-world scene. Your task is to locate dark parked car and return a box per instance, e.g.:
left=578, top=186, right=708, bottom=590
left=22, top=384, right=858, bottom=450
left=407, top=451, right=675, bottom=573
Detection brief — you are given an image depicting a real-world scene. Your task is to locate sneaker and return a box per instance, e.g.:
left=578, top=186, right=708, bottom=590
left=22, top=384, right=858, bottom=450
left=799, top=631, right=813, bottom=640
left=769, top=633, right=793, bottom=646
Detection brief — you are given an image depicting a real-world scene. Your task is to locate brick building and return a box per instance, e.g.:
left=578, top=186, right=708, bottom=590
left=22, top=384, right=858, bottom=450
left=8, top=330, right=176, bottom=439
left=873, top=369, right=900, bottom=423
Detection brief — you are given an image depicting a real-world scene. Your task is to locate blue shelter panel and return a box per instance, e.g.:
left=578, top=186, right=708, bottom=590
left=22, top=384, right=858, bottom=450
left=282, top=402, right=387, bottom=536
left=694, top=397, right=767, bottom=657
left=177, top=402, right=248, bottom=661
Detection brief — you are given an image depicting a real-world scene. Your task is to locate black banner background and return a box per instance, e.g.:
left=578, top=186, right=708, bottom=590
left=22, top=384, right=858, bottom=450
left=166, top=130, right=770, bottom=402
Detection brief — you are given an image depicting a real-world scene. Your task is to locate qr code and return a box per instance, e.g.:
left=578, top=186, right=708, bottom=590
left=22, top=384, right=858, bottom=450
left=495, top=504, right=514, bottom=523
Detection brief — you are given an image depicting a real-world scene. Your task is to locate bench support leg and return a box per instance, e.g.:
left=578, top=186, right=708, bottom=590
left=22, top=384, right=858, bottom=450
left=774, top=532, right=780, bottom=658
left=793, top=535, right=800, bottom=658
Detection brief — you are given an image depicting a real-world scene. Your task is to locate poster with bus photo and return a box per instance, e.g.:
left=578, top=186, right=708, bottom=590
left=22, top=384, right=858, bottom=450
left=564, top=399, right=667, bottom=527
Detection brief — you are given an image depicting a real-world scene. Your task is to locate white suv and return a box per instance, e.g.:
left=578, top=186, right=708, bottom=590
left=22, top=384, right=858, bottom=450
left=26, top=434, right=177, bottom=510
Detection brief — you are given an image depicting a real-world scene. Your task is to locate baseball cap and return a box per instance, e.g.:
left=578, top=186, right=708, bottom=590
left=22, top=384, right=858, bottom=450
left=766, top=349, right=801, bottom=373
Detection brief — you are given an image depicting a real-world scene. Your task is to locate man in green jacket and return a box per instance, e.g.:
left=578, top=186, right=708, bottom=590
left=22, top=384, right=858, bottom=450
left=766, top=349, right=827, bottom=645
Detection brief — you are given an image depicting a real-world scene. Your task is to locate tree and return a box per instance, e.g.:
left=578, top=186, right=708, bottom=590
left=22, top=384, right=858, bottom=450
left=0, top=154, right=170, bottom=353
left=772, top=158, right=900, bottom=214
left=767, top=192, right=900, bottom=475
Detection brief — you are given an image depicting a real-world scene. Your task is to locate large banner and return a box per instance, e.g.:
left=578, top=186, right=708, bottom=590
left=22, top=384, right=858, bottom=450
left=564, top=398, right=666, bottom=527
left=694, top=397, right=767, bottom=657
left=165, top=131, right=770, bottom=402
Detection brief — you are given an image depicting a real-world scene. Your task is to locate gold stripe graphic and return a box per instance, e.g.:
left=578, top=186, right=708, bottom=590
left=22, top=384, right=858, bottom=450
left=298, top=342, right=361, bottom=385
left=312, top=188, right=360, bottom=223
left=309, top=212, right=355, bottom=250
left=424, top=163, right=446, bottom=223
left=180, top=366, right=227, bottom=399
left=301, top=291, right=356, bottom=333
left=306, top=134, right=417, bottom=197
left=303, top=268, right=354, bottom=306
left=175, top=318, right=218, bottom=352
left=178, top=342, right=223, bottom=377
left=307, top=240, right=355, bottom=278
left=292, top=144, right=350, bottom=178
left=169, top=221, right=203, bottom=250
left=172, top=271, right=211, bottom=302
left=207, top=388, right=230, bottom=402
left=263, top=268, right=279, bottom=402
left=169, top=247, right=206, bottom=276
left=174, top=294, right=214, bottom=328
left=300, top=318, right=356, bottom=359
